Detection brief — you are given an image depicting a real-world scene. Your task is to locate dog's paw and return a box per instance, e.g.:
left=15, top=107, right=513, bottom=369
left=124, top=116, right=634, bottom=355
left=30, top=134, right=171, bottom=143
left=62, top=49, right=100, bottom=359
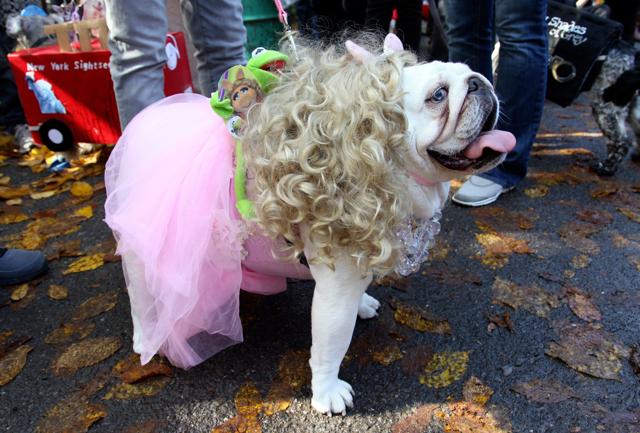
left=311, top=378, right=354, bottom=415
left=358, top=293, right=380, bottom=319
left=592, top=161, right=617, bottom=176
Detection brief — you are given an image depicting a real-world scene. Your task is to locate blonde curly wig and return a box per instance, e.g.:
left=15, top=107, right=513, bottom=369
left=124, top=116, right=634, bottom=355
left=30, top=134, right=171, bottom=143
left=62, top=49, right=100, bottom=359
left=243, top=36, right=418, bottom=276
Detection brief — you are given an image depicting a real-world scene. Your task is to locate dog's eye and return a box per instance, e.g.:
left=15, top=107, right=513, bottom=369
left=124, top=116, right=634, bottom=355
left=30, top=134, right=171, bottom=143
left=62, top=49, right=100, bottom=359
left=428, top=87, right=448, bottom=103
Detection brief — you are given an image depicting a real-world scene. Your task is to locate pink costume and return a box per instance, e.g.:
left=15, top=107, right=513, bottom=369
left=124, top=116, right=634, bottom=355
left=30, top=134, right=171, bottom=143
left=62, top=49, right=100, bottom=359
left=104, top=93, right=311, bottom=369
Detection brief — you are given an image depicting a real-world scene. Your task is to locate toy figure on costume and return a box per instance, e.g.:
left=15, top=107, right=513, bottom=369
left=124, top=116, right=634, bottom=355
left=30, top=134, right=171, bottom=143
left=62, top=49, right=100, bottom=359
left=104, top=47, right=311, bottom=369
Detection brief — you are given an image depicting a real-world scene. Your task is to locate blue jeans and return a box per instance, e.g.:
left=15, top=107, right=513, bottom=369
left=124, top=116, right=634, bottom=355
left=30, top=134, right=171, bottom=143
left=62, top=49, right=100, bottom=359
left=446, top=0, right=548, bottom=188
left=105, top=0, right=246, bottom=128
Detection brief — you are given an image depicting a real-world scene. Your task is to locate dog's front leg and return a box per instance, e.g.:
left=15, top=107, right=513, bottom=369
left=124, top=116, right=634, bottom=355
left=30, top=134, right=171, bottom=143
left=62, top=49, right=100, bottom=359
left=305, top=245, right=372, bottom=415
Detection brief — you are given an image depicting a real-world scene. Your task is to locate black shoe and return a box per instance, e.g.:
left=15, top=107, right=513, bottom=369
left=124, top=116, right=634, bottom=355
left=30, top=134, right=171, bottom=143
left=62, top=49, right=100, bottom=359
left=0, top=248, right=48, bottom=286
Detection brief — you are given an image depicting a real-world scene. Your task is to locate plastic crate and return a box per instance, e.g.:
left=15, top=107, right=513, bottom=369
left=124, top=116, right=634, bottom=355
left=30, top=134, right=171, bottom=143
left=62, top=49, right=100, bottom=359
left=242, top=0, right=282, bottom=56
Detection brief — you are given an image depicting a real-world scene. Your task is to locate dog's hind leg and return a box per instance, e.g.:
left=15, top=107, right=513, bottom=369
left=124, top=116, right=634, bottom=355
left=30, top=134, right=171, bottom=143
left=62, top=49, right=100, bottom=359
left=591, top=101, right=633, bottom=176
left=358, top=292, right=381, bottom=319
left=305, top=242, right=372, bottom=415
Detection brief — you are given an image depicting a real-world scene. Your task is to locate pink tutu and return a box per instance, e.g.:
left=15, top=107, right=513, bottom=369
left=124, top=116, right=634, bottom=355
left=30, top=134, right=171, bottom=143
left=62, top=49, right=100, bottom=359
left=105, top=94, right=310, bottom=369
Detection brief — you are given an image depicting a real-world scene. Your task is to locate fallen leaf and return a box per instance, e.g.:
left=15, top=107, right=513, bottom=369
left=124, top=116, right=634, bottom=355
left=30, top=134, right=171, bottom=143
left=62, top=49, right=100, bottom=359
left=10, top=284, right=29, bottom=301
left=48, top=284, right=68, bottom=300
left=45, top=322, right=95, bottom=345
left=591, top=182, right=620, bottom=198
left=103, top=376, right=170, bottom=400
left=122, top=420, right=164, bottom=433
left=73, top=205, right=93, bottom=219
left=62, top=253, right=105, bottom=275
left=492, top=278, right=560, bottom=318
left=532, top=147, right=595, bottom=157
left=471, top=207, right=537, bottom=232
left=564, top=287, right=601, bottom=322
left=618, top=207, right=640, bottom=224
left=262, top=350, right=310, bottom=416
left=487, top=312, right=514, bottom=332
left=211, top=382, right=263, bottom=433
left=70, top=181, right=94, bottom=198
left=0, top=344, right=32, bottom=386
left=0, top=210, right=28, bottom=225
left=545, top=323, right=629, bottom=380
left=419, top=351, right=469, bottom=388
left=627, top=256, right=640, bottom=271
left=0, top=174, right=9, bottom=185
left=392, top=402, right=511, bottom=433
left=390, top=298, right=452, bottom=334
left=576, top=209, right=613, bottom=226
left=6, top=198, right=22, bottom=206
left=372, top=343, right=404, bottom=366
left=46, top=239, right=84, bottom=261
left=571, top=255, right=591, bottom=269
left=400, top=345, right=433, bottom=376
left=428, top=237, right=450, bottom=261
left=525, top=185, right=549, bottom=198
left=262, top=381, right=293, bottom=416
left=52, top=337, right=121, bottom=376
left=30, top=190, right=57, bottom=200
left=463, top=376, right=493, bottom=406
left=511, top=378, right=577, bottom=403
left=35, top=388, right=107, bottom=433
left=11, top=216, right=82, bottom=250
left=476, top=232, right=532, bottom=269
left=0, top=184, right=31, bottom=200
left=71, top=291, right=118, bottom=321
left=558, top=221, right=600, bottom=255
left=112, top=353, right=172, bottom=384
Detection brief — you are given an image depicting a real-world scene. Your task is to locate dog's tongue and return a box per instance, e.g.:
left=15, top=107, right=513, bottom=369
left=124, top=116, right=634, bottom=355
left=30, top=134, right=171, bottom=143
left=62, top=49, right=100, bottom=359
left=463, top=130, right=516, bottom=159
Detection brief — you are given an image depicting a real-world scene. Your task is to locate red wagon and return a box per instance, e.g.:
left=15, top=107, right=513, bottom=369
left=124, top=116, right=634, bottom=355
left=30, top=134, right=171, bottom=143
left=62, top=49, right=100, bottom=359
left=7, top=19, right=193, bottom=152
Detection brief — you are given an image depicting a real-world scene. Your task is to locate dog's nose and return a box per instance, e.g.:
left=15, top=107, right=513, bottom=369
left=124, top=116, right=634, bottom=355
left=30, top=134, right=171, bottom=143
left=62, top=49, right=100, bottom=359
left=468, top=77, right=482, bottom=94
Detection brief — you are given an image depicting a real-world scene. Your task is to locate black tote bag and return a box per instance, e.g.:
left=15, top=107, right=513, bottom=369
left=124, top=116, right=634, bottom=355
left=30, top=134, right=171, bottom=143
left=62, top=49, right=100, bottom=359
left=546, top=0, right=623, bottom=107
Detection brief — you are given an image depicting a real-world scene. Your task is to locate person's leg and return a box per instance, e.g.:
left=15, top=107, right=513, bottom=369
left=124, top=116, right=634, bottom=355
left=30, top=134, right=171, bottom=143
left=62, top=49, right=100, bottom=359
left=105, top=0, right=168, bottom=129
left=180, top=0, right=246, bottom=96
left=395, top=0, right=423, bottom=54
left=444, top=0, right=494, bottom=81
left=480, top=0, right=548, bottom=188
left=0, top=33, right=25, bottom=129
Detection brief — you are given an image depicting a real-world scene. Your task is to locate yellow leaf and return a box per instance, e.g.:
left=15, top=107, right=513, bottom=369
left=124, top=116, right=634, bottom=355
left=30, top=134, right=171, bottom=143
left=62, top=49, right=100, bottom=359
left=10, top=284, right=29, bottom=301
left=0, top=175, right=10, bottom=185
left=524, top=185, right=549, bottom=198
left=48, top=284, right=69, bottom=300
left=372, top=344, right=404, bottom=366
left=35, top=391, right=107, bottom=433
left=570, top=255, right=591, bottom=269
left=0, top=344, right=32, bottom=386
left=45, top=322, right=95, bottom=345
left=103, top=377, right=171, bottom=400
left=0, top=211, right=28, bottom=225
left=71, top=291, right=118, bottom=321
left=52, top=337, right=121, bottom=376
left=618, top=207, right=640, bottom=223
left=462, top=376, right=494, bottom=406
left=112, top=353, right=172, bottom=384
left=70, top=181, right=94, bottom=198
left=0, top=184, right=31, bottom=199
left=29, top=190, right=57, bottom=200
left=262, top=382, right=292, bottom=416
left=419, top=351, right=469, bottom=389
left=6, top=198, right=22, bottom=206
left=390, top=299, right=452, bottom=334
left=63, top=253, right=105, bottom=275
left=73, top=205, right=93, bottom=219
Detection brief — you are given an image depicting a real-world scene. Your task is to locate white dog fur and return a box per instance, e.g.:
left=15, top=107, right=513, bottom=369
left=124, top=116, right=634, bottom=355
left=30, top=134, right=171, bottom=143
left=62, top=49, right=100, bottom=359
left=283, top=35, right=506, bottom=414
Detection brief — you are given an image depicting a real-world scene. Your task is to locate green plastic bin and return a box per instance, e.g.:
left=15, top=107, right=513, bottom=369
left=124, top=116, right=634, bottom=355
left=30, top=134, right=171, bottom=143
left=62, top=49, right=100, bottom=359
left=242, top=0, right=283, bottom=57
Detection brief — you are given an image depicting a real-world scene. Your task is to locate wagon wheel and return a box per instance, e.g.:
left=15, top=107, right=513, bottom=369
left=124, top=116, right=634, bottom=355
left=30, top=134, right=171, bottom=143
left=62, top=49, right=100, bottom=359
left=39, top=119, right=75, bottom=152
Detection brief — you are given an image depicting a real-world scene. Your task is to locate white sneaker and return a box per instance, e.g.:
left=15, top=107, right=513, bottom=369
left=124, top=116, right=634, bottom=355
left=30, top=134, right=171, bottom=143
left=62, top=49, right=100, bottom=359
left=452, top=175, right=512, bottom=207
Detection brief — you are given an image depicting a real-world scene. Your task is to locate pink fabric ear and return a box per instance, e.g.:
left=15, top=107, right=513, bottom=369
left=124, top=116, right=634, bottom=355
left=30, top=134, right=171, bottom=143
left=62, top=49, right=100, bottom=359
left=345, top=40, right=374, bottom=63
left=383, top=33, right=404, bottom=54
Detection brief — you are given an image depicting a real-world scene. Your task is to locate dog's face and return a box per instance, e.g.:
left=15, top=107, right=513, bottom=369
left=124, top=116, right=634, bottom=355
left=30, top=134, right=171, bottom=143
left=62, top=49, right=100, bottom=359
left=402, top=61, right=515, bottom=182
